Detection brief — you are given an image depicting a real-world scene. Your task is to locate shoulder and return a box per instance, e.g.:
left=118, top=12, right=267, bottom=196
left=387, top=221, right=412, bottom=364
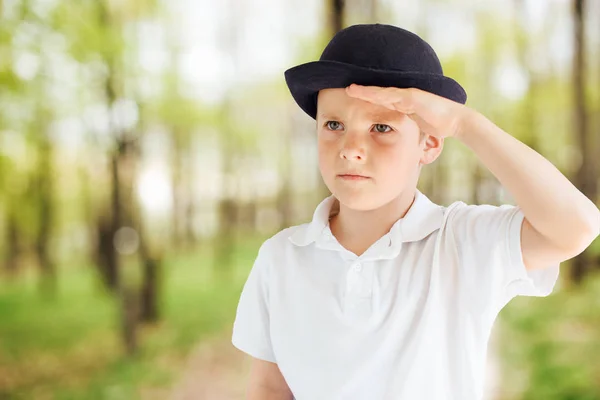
left=442, top=199, right=519, bottom=225
left=262, top=223, right=308, bottom=248
left=255, top=223, right=313, bottom=261
left=438, top=199, right=523, bottom=248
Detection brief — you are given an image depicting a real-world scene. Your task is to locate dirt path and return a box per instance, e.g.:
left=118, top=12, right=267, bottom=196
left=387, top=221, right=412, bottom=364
left=168, top=331, right=251, bottom=400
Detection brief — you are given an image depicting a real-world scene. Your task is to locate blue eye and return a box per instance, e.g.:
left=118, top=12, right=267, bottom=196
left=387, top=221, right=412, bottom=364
left=374, top=124, right=392, bottom=133
left=326, top=121, right=342, bottom=130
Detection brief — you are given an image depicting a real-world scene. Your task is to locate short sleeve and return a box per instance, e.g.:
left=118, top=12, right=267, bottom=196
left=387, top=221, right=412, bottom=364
left=231, top=240, right=277, bottom=363
left=450, top=203, right=560, bottom=317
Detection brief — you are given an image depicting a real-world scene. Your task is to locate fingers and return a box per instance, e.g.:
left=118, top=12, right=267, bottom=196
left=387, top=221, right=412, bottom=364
left=346, top=84, right=416, bottom=113
left=346, top=84, right=402, bottom=102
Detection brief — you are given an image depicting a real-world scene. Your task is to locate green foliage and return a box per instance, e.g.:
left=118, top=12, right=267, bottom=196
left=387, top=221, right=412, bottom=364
left=0, top=237, right=263, bottom=399
left=50, top=1, right=124, bottom=64
left=498, top=269, right=600, bottom=399
left=147, top=70, right=220, bottom=131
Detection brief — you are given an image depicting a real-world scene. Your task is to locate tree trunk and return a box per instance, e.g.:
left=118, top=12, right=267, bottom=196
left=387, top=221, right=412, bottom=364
left=137, top=201, right=162, bottom=324
left=95, top=212, right=118, bottom=289
left=120, top=286, right=139, bottom=355
left=513, top=0, right=539, bottom=151
left=596, top=6, right=600, bottom=272
left=171, top=133, right=182, bottom=245
left=278, top=116, right=295, bottom=230
left=134, top=104, right=163, bottom=324
left=183, top=143, right=196, bottom=247
left=214, top=0, right=241, bottom=281
left=216, top=185, right=236, bottom=280
left=108, top=150, right=122, bottom=289
left=35, top=135, right=57, bottom=297
left=139, top=253, right=161, bottom=323
left=79, top=163, right=97, bottom=275
left=330, top=0, right=344, bottom=34
left=3, top=206, right=21, bottom=277
left=171, top=132, right=196, bottom=249
left=570, top=0, right=590, bottom=284
left=215, top=102, right=237, bottom=278
left=97, top=0, right=139, bottom=355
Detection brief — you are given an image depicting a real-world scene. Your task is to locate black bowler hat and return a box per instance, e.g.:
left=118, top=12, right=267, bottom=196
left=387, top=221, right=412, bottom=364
left=284, top=23, right=467, bottom=119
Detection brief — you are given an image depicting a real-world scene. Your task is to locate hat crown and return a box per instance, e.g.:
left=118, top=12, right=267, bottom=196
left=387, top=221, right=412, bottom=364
left=319, top=24, right=443, bottom=74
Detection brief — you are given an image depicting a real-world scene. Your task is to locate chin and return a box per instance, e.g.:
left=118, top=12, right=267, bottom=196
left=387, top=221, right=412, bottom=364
left=330, top=187, right=389, bottom=211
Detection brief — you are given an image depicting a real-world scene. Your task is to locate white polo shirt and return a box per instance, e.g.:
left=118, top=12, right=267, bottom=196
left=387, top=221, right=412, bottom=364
left=231, top=189, right=559, bottom=400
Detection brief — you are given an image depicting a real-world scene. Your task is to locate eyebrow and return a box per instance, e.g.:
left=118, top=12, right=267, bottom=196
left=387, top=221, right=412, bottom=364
left=318, top=113, right=338, bottom=120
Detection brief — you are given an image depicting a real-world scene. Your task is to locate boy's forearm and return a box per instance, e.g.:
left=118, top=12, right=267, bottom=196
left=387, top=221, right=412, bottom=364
left=455, top=110, right=600, bottom=250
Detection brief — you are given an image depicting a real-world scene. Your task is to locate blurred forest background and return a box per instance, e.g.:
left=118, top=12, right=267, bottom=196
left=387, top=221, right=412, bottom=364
left=0, top=0, right=599, bottom=399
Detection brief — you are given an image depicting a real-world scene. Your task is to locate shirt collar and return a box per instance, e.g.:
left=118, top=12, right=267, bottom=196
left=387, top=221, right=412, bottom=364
left=288, top=189, right=444, bottom=247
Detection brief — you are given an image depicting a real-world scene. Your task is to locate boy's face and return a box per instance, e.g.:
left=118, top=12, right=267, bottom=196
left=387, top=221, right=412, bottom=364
left=316, top=88, right=442, bottom=211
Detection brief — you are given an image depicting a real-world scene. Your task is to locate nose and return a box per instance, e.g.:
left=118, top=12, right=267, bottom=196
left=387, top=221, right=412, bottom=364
left=339, top=132, right=367, bottom=162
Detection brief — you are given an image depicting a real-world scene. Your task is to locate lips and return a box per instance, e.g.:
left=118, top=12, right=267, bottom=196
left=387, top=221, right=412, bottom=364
left=337, top=173, right=370, bottom=180
left=338, top=171, right=369, bottom=177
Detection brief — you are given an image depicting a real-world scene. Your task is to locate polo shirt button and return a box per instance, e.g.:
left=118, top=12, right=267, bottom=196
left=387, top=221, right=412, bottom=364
left=353, top=262, right=362, bottom=272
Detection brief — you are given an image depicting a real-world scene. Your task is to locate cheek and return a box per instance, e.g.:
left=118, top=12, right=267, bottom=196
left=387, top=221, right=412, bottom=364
left=318, top=136, right=337, bottom=159
left=317, top=138, right=336, bottom=173
left=376, top=143, right=420, bottom=175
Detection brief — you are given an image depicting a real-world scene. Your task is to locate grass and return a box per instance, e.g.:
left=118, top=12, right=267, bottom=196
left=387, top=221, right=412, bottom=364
left=497, top=267, right=600, bottom=400
left=0, top=237, right=264, bottom=400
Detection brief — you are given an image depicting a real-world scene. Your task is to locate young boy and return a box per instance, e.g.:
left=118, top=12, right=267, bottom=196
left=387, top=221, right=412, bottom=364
left=231, top=24, right=600, bottom=400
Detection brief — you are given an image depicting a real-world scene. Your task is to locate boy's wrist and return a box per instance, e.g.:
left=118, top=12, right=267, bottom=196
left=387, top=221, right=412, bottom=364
left=454, top=108, right=485, bottom=143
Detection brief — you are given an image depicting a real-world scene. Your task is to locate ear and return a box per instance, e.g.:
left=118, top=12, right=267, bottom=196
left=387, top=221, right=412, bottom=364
left=419, top=134, right=443, bottom=166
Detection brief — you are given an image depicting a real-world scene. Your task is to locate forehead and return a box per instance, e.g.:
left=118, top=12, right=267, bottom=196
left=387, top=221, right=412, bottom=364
left=316, top=88, right=399, bottom=121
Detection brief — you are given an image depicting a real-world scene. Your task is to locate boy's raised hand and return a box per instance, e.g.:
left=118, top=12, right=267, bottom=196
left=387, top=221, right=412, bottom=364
left=345, top=84, right=472, bottom=140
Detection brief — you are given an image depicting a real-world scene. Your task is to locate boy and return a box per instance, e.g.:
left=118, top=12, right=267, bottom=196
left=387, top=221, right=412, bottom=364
left=231, top=24, right=600, bottom=400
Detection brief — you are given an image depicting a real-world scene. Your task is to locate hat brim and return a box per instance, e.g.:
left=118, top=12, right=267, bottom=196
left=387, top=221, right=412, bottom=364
left=284, top=60, right=467, bottom=119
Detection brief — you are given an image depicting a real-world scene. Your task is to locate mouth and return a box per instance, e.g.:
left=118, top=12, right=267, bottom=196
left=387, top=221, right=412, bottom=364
left=337, top=174, right=370, bottom=180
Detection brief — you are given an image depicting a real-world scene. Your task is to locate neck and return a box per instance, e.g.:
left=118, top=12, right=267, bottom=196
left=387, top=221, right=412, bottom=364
left=329, top=189, right=417, bottom=256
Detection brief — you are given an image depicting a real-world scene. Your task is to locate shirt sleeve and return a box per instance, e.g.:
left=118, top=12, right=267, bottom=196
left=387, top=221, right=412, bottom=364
left=449, top=203, right=560, bottom=317
left=231, top=240, right=277, bottom=363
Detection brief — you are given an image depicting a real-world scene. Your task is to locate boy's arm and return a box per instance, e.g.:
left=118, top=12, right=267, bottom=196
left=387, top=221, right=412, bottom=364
left=455, top=110, right=600, bottom=271
left=345, top=84, right=600, bottom=272
left=247, top=357, right=294, bottom=400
